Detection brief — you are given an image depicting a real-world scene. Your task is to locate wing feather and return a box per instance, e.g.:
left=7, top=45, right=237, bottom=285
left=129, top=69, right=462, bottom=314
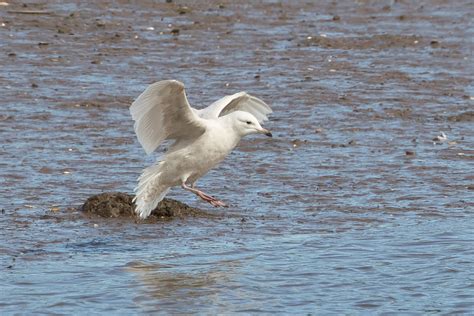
left=197, top=92, right=272, bottom=123
left=130, top=80, right=206, bottom=155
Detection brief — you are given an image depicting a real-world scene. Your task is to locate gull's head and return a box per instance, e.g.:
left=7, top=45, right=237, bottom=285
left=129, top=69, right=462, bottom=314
left=231, top=111, right=272, bottom=138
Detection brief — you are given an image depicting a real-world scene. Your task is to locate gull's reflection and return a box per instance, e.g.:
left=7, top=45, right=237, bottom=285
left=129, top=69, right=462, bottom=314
left=125, top=260, right=241, bottom=308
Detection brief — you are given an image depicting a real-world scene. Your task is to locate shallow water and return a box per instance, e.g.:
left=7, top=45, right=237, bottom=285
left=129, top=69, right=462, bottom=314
left=1, top=0, right=473, bottom=314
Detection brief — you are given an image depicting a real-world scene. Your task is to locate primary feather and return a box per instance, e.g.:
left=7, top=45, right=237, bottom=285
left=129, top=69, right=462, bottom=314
left=196, top=91, right=272, bottom=123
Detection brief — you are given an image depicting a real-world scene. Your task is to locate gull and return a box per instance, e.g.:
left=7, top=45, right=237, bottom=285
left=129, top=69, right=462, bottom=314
left=130, top=80, right=273, bottom=219
left=432, top=132, right=447, bottom=143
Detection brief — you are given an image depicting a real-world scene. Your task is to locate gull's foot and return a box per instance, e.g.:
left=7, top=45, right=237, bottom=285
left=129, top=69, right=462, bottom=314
left=196, top=191, right=228, bottom=208
left=181, top=183, right=228, bottom=208
left=209, top=199, right=228, bottom=208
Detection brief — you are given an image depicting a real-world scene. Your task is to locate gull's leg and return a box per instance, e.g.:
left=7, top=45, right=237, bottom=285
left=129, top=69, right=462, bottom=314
left=181, top=182, right=227, bottom=207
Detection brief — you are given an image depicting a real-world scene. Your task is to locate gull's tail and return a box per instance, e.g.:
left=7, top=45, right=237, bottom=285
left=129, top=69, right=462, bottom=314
left=133, top=161, right=170, bottom=219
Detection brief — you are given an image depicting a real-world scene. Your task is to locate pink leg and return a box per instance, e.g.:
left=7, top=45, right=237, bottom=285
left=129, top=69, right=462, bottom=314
left=181, top=182, right=227, bottom=207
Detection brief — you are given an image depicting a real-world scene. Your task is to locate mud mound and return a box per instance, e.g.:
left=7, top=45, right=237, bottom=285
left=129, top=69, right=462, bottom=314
left=447, top=111, right=474, bottom=122
left=81, top=192, right=212, bottom=219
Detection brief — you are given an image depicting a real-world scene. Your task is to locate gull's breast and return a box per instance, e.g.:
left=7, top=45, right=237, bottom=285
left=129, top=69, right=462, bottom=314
left=182, top=124, right=239, bottom=182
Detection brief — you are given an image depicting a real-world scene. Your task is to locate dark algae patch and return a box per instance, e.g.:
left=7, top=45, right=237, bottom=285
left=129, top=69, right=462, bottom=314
left=81, top=192, right=213, bottom=220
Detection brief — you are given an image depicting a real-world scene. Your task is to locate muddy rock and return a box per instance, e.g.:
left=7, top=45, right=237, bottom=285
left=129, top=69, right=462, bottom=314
left=81, top=192, right=209, bottom=219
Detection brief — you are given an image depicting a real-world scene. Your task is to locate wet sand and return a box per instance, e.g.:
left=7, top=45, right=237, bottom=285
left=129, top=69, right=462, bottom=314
left=1, top=0, right=473, bottom=314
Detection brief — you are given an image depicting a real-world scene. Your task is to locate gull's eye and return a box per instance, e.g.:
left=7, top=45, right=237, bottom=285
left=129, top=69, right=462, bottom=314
left=246, top=121, right=252, bottom=125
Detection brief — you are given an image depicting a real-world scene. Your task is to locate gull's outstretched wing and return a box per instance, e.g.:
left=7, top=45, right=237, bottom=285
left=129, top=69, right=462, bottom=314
left=197, top=92, right=272, bottom=123
left=130, top=80, right=206, bottom=155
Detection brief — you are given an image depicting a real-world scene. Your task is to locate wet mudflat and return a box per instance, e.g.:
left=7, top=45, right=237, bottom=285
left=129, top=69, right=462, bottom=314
left=1, top=0, right=473, bottom=314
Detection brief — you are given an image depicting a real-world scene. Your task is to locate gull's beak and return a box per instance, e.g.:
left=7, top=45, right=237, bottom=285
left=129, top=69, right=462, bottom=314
left=259, top=128, right=273, bottom=137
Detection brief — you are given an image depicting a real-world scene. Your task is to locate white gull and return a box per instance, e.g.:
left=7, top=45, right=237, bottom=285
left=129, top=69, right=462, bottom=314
left=130, top=80, right=273, bottom=219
